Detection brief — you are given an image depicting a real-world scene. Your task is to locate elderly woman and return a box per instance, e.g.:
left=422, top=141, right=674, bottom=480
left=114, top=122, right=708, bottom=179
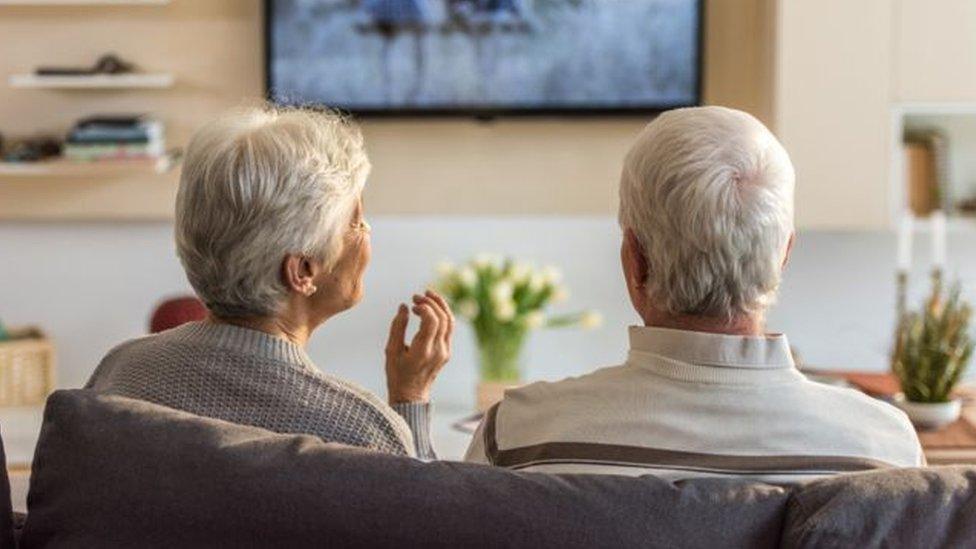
left=86, top=107, right=451, bottom=459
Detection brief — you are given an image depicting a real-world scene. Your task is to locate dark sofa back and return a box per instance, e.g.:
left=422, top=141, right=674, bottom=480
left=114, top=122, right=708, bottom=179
left=20, top=391, right=976, bottom=548
left=783, top=465, right=976, bottom=548
left=21, top=391, right=789, bottom=549
left=0, top=428, right=14, bottom=549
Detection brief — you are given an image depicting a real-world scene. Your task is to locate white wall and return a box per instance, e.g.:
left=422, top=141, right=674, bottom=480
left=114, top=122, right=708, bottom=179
left=1, top=219, right=974, bottom=409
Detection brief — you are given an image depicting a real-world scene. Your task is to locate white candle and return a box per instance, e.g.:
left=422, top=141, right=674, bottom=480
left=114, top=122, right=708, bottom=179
left=897, top=211, right=914, bottom=272
left=931, top=210, right=947, bottom=270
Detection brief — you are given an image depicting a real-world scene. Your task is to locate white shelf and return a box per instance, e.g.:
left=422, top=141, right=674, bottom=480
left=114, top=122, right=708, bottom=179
left=0, top=155, right=178, bottom=178
left=9, top=73, right=174, bottom=89
left=911, top=215, right=976, bottom=233
left=0, top=0, right=168, bottom=5
left=894, top=102, right=976, bottom=117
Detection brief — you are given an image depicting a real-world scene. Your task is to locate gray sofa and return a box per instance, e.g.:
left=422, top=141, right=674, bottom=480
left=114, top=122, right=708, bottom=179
left=6, top=390, right=976, bottom=548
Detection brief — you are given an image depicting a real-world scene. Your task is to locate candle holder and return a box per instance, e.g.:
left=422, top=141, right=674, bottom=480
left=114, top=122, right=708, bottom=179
left=896, top=270, right=908, bottom=321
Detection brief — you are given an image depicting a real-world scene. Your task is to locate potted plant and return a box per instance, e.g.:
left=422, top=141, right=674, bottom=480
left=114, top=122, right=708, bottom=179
left=892, top=280, right=973, bottom=429
left=433, top=254, right=601, bottom=411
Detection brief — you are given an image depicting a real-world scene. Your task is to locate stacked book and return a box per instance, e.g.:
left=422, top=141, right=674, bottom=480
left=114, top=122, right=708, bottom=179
left=64, top=115, right=165, bottom=162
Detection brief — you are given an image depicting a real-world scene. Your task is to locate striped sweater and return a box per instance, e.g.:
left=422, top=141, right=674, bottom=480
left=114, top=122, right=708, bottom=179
left=464, top=326, right=923, bottom=482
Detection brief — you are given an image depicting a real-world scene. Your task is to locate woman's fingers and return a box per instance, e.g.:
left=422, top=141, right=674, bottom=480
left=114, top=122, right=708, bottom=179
left=385, top=303, right=409, bottom=356
left=418, top=292, right=451, bottom=330
left=424, top=291, right=453, bottom=356
left=413, top=293, right=448, bottom=339
left=411, top=301, right=439, bottom=353
left=425, top=290, right=454, bottom=339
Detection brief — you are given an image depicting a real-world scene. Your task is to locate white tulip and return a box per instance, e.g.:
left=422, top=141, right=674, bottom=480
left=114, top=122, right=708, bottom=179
left=457, top=299, right=480, bottom=320
left=551, top=285, right=569, bottom=303
left=528, top=273, right=546, bottom=292
left=508, top=262, right=531, bottom=283
left=435, top=260, right=455, bottom=278
left=580, top=311, right=603, bottom=330
left=495, top=299, right=516, bottom=321
left=458, top=267, right=477, bottom=288
left=542, top=266, right=563, bottom=285
left=525, top=311, right=545, bottom=329
left=473, top=253, right=501, bottom=270
left=491, top=279, right=514, bottom=303
left=433, top=278, right=456, bottom=295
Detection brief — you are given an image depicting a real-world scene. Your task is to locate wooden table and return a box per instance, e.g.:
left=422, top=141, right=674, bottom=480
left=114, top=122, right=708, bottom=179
left=919, top=407, right=976, bottom=465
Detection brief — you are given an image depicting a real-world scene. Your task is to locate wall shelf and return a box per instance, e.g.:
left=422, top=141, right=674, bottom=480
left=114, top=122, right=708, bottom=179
left=9, top=73, right=174, bottom=89
left=0, top=155, right=179, bottom=178
left=0, top=0, right=169, bottom=5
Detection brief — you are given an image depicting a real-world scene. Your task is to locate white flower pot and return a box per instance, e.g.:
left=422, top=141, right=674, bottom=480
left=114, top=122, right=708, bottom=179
left=894, top=393, right=962, bottom=430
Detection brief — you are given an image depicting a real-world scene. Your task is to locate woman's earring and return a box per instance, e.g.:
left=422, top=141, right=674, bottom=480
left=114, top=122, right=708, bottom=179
left=306, top=285, right=318, bottom=297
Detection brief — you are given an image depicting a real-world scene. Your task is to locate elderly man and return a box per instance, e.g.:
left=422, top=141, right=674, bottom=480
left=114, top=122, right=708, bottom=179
left=464, top=106, right=923, bottom=481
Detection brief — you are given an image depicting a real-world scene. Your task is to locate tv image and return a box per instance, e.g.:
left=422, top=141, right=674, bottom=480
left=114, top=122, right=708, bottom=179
left=266, top=0, right=702, bottom=115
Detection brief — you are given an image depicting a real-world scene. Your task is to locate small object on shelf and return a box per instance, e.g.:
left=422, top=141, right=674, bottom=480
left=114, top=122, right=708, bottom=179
left=903, top=142, right=939, bottom=216
left=1, top=136, right=62, bottom=163
left=36, top=53, right=135, bottom=76
left=0, top=326, right=56, bottom=407
left=958, top=196, right=976, bottom=215
left=904, top=130, right=950, bottom=215
left=65, top=114, right=165, bottom=160
left=892, top=275, right=973, bottom=430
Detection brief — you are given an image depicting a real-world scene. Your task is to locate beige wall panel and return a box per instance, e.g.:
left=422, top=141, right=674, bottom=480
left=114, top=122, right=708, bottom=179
left=0, top=0, right=772, bottom=219
left=897, top=0, right=976, bottom=102
left=775, top=0, right=893, bottom=229
left=702, top=0, right=776, bottom=127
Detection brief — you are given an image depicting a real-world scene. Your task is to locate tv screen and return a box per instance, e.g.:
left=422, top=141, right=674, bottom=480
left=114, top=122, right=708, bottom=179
left=266, top=0, right=702, bottom=115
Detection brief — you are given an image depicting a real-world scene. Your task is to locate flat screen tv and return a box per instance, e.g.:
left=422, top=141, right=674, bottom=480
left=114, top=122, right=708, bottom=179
left=265, top=0, right=703, bottom=116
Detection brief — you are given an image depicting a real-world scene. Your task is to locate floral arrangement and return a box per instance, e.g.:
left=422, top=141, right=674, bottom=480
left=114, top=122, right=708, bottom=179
left=433, top=254, right=601, bottom=384
left=892, top=280, right=973, bottom=403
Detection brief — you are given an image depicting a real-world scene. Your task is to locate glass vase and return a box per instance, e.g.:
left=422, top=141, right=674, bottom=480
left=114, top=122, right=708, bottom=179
left=474, top=327, right=527, bottom=411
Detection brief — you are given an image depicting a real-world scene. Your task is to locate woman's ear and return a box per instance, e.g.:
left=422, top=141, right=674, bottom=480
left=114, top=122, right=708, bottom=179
left=622, top=228, right=649, bottom=292
left=282, top=254, right=320, bottom=297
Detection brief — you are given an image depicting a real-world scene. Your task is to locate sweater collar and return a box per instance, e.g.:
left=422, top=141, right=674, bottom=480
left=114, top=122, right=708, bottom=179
left=174, top=321, right=315, bottom=368
left=627, top=325, right=799, bottom=384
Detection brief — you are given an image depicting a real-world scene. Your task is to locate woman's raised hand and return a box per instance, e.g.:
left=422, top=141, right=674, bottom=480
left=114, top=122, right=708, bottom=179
left=385, top=289, right=454, bottom=404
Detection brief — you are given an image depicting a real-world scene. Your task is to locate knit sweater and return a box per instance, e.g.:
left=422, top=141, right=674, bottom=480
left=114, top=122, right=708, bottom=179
left=85, top=321, right=435, bottom=459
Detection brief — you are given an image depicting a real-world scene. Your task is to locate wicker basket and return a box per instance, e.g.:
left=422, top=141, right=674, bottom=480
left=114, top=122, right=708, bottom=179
left=0, top=327, right=56, bottom=407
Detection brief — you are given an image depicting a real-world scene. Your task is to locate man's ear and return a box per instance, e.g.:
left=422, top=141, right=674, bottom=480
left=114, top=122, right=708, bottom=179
left=781, top=232, right=796, bottom=271
left=623, top=228, right=649, bottom=292
left=281, top=254, right=319, bottom=296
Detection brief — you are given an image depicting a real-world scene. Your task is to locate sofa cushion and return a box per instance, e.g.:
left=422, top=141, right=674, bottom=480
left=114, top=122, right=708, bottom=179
left=21, top=390, right=789, bottom=549
left=783, top=466, right=976, bottom=548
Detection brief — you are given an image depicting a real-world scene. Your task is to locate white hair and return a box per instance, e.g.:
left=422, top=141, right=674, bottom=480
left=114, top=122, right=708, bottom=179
left=175, top=106, right=371, bottom=318
left=618, top=106, right=795, bottom=319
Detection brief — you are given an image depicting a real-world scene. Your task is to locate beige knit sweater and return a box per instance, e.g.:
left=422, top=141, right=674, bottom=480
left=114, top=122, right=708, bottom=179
left=85, top=321, right=434, bottom=459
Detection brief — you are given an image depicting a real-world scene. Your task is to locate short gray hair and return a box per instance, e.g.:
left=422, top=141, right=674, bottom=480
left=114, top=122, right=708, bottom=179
left=618, top=106, right=795, bottom=319
left=175, top=106, right=370, bottom=318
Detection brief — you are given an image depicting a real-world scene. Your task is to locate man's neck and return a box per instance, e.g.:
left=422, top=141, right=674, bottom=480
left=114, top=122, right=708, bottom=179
left=641, top=309, right=765, bottom=337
